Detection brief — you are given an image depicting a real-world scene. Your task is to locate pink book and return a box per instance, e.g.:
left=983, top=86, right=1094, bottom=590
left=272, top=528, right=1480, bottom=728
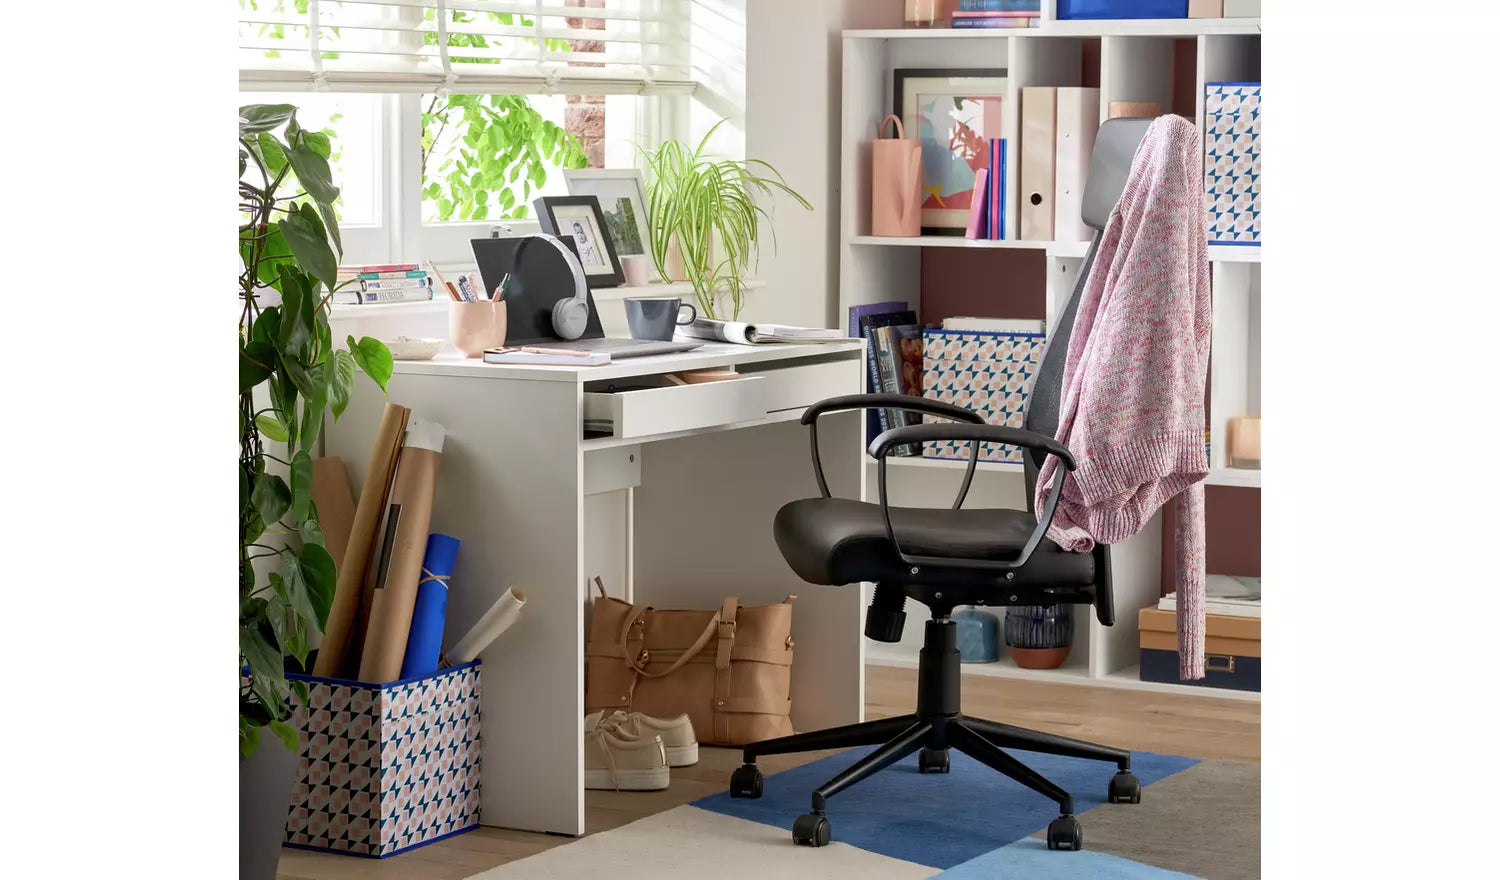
left=952, top=10, right=1040, bottom=16
left=965, top=168, right=990, bottom=239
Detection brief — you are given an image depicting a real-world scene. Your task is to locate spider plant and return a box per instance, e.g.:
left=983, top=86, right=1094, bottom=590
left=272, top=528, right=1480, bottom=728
left=639, top=119, right=812, bottom=319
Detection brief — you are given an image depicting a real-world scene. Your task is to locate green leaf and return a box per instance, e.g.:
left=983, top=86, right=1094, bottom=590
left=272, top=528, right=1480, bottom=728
left=328, top=349, right=356, bottom=419
left=240, top=614, right=290, bottom=719
left=239, top=103, right=296, bottom=136
left=289, top=451, right=313, bottom=522
left=255, top=132, right=289, bottom=177
left=289, top=680, right=311, bottom=708
left=302, top=130, right=332, bottom=159
left=318, top=201, right=342, bottom=259
left=286, top=140, right=340, bottom=205
left=301, top=518, right=326, bottom=549
left=251, top=307, right=281, bottom=346
left=276, top=266, right=313, bottom=357
left=252, top=472, right=291, bottom=526
left=282, top=356, right=317, bottom=400
left=240, top=342, right=275, bottom=393
left=300, top=370, right=327, bottom=455
left=255, top=413, right=290, bottom=443
left=347, top=336, right=393, bottom=394
left=240, top=721, right=261, bottom=757
left=268, top=719, right=300, bottom=753
left=277, top=205, right=337, bottom=294
left=283, top=543, right=337, bottom=630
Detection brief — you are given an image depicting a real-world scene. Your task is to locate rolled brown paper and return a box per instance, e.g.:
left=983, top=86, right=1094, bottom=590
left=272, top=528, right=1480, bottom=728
left=310, top=457, right=357, bottom=571
left=357, top=420, right=446, bottom=683
left=314, top=402, right=410, bottom=678
left=1108, top=101, right=1161, bottom=120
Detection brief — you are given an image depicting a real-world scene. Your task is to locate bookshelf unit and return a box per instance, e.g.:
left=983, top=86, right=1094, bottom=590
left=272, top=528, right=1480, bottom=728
left=840, top=15, right=1261, bottom=702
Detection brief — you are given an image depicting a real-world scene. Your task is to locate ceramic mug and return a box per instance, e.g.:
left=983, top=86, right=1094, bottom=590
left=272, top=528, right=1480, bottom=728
left=624, top=297, right=696, bottom=341
left=449, top=299, right=507, bottom=357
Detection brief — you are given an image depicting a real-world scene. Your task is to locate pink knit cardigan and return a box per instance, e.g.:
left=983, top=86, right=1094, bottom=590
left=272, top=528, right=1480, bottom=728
left=1033, top=115, right=1212, bottom=679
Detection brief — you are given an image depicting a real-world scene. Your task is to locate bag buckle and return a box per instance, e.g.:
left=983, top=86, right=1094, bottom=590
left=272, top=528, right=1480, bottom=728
left=718, top=619, right=736, bottom=636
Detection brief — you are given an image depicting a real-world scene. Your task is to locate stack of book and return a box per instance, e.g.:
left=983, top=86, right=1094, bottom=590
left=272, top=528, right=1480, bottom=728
left=921, top=317, right=1045, bottom=463
left=951, top=0, right=1041, bottom=29
left=848, top=301, right=923, bottom=456
left=965, top=138, right=1008, bottom=241
left=332, top=263, right=435, bottom=305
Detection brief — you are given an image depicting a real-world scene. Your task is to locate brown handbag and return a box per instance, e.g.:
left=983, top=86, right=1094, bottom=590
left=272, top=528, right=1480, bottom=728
left=584, top=578, right=795, bottom=746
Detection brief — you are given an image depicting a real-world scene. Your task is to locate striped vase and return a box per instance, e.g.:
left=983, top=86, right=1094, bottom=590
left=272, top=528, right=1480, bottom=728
left=1003, top=604, right=1073, bottom=669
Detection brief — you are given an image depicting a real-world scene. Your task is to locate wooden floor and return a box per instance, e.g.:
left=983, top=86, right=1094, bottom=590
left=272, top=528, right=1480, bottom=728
left=276, top=666, right=1260, bottom=880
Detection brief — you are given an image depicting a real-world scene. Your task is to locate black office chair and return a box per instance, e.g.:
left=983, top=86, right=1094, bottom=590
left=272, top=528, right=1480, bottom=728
left=726, top=118, right=1156, bottom=852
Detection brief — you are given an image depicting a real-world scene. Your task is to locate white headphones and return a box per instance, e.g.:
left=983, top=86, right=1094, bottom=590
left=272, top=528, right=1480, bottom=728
left=510, top=233, right=591, bottom=340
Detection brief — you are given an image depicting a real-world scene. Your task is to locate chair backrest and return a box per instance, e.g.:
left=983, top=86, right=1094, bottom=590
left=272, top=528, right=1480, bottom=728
left=1022, top=117, right=1153, bottom=506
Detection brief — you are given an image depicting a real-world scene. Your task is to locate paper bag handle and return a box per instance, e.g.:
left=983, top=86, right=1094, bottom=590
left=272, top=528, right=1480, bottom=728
left=878, top=114, right=905, bottom=141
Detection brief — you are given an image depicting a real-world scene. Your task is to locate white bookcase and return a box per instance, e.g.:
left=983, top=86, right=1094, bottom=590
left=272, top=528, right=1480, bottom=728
left=841, top=16, right=1261, bottom=702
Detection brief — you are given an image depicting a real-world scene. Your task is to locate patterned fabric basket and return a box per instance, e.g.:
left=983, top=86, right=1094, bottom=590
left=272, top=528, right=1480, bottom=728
left=281, top=661, right=481, bottom=858
left=1205, top=82, right=1261, bottom=244
left=921, top=329, right=1044, bottom=463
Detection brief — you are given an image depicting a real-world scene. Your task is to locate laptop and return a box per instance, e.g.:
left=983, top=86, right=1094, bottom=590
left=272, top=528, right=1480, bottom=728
left=471, top=236, right=701, bottom=358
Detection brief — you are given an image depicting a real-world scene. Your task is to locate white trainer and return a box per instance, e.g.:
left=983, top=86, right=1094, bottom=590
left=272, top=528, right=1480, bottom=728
left=585, top=710, right=699, bottom=767
left=584, top=727, right=670, bottom=791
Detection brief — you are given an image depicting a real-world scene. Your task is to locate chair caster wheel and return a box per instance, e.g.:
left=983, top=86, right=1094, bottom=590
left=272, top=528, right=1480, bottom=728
left=792, top=812, right=831, bottom=847
left=729, top=764, right=763, bottom=799
left=1046, top=814, right=1083, bottom=851
left=918, top=747, right=950, bottom=774
left=1108, top=770, right=1141, bottom=804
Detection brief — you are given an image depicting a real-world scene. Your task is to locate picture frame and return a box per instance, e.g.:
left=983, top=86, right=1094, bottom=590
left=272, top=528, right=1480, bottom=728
left=533, top=195, right=624, bottom=288
left=893, top=68, right=1009, bottom=235
left=562, top=169, right=654, bottom=277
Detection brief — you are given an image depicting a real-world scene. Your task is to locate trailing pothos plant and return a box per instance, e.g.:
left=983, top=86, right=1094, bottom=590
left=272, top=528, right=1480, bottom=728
left=238, top=103, right=393, bottom=757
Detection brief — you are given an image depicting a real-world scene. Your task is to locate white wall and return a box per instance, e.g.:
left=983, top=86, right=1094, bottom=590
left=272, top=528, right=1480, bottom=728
left=739, top=0, right=902, bottom=329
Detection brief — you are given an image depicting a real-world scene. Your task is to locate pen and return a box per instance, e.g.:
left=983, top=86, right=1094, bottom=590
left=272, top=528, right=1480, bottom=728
left=518, top=346, right=596, bottom=358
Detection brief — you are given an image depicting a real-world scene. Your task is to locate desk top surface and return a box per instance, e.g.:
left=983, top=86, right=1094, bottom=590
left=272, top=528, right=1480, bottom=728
left=387, top=340, right=864, bottom=383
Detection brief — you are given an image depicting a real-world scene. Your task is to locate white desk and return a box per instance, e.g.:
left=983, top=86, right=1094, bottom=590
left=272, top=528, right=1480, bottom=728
left=324, top=341, right=868, bottom=836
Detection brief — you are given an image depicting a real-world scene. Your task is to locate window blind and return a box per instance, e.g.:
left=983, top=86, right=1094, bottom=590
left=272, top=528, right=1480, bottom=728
left=239, top=0, right=694, bottom=95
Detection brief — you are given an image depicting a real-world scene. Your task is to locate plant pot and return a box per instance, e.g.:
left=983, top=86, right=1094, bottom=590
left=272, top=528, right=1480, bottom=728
left=664, top=236, right=686, bottom=283
left=1003, top=604, right=1073, bottom=669
left=240, top=732, right=297, bottom=880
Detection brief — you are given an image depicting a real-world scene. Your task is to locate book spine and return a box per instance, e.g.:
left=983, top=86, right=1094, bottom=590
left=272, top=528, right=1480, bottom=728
left=338, top=263, right=418, bottom=274
left=354, top=288, right=434, bottom=304
left=959, top=0, right=1041, bottom=10
left=953, top=10, right=1041, bottom=18
left=355, top=269, right=429, bottom=280
left=861, top=323, right=889, bottom=438
left=872, top=326, right=903, bottom=447
left=355, top=277, right=433, bottom=291
left=951, top=16, right=1037, bottom=27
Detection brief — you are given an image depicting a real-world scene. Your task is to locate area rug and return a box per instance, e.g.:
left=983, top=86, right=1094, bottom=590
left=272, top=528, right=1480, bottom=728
left=465, top=747, right=1259, bottom=880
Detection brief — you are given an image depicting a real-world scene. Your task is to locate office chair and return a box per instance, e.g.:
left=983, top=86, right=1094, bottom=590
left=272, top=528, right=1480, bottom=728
left=727, top=118, right=1156, bottom=852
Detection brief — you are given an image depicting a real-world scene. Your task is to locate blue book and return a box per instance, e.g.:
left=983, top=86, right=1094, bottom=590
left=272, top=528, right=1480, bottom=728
left=988, top=139, right=1007, bottom=240
left=952, top=17, right=1036, bottom=27
left=960, top=0, right=1041, bottom=9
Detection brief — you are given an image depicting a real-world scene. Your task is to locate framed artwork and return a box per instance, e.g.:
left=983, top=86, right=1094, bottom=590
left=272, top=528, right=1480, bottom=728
left=533, top=195, right=624, bottom=288
left=562, top=169, right=653, bottom=270
left=893, top=68, right=1008, bottom=234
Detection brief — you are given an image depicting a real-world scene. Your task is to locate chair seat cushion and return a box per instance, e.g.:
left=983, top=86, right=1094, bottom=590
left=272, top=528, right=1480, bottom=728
left=774, top=498, right=1095, bottom=588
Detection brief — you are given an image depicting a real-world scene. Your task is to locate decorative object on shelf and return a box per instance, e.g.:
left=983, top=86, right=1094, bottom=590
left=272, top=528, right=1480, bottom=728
left=534, top=194, right=626, bottom=287
left=1222, top=0, right=1259, bottom=15
left=1228, top=415, right=1260, bottom=468
left=637, top=119, right=812, bottom=320
left=1004, top=604, right=1074, bottom=669
left=894, top=68, right=1008, bottom=234
left=921, top=327, right=1044, bottom=463
left=449, top=298, right=507, bottom=356
left=563, top=169, right=654, bottom=273
left=1205, top=82, right=1261, bottom=245
left=238, top=101, right=394, bottom=878
left=871, top=114, right=924, bottom=237
left=964, top=167, right=990, bottom=239
left=624, top=296, right=698, bottom=342
left=903, top=0, right=942, bottom=28
left=1056, top=0, right=1188, bottom=19
left=620, top=253, right=652, bottom=287
left=953, top=607, right=1001, bottom=663
left=951, top=0, right=1041, bottom=28
left=1108, top=100, right=1162, bottom=120
left=383, top=336, right=444, bottom=361
left=1188, top=0, right=1224, bottom=16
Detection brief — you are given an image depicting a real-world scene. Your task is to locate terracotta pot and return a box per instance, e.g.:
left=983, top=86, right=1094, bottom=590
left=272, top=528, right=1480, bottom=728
left=1004, top=604, right=1073, bottom=669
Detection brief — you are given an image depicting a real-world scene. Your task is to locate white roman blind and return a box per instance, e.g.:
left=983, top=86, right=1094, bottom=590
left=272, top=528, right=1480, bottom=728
left=239, top=0, right=694, bottom=95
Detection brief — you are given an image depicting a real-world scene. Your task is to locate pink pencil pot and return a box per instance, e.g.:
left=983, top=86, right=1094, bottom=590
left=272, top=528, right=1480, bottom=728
left=448, top=300, right=506, bottom=357
left=870, top=114, right=922, bottom=237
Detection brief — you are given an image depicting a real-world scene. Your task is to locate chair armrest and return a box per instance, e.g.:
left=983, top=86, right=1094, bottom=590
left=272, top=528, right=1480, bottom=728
left=800, top=394, right=984, bottom=506
left=869, top=423, right=1077, bottom=471
left=871, top=423, right=1076, bottom=574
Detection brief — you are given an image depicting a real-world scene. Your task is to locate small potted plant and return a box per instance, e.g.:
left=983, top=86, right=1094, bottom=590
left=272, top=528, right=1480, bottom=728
left=638, top=119, right=812, bottom=320
left=238, top=103, right=392, bottom=880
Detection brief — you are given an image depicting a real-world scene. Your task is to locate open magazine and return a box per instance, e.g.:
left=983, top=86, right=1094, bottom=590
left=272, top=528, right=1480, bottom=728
left=682, top=317, right=851, bottom=345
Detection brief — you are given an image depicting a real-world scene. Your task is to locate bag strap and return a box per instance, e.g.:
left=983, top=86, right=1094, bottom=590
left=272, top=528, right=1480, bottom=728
left=879, top=113, right=905, bottom=140
left=619, top=607, right=723, bottom=679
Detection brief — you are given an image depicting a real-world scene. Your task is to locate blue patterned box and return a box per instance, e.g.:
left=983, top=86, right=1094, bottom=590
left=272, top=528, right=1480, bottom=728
left=921, top=330, right=1044, bottom=463
left=282, top=661, right=481, bottom=858
left=1205, top=82, right=1261, bottom=245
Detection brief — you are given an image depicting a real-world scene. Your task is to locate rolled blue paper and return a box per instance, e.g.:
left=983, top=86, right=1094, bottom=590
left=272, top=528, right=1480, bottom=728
left=399, top=533, right=460, bottom=679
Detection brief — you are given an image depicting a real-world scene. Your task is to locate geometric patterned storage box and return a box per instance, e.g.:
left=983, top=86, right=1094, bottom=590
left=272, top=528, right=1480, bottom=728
left=282, top=661, right=481, bottom=858
left=921, top=329, right=1045, bottom=464
left=1204, top=82, right=1262, bottom=245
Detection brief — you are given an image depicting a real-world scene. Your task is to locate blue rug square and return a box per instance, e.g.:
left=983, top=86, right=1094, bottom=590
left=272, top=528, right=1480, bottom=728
left=937, top=838, right=1205, bottom=878
left=694, top=745, right=1198, bottom=869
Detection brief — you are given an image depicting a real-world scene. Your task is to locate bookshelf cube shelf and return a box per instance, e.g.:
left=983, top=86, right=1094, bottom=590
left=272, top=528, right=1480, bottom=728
left=841, top=17, right=1260, bottom=701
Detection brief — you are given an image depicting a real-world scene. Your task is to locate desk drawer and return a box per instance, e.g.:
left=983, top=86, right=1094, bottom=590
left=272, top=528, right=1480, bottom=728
left=584, top=376, right=766, bottom=439
left=740, top=360, right=852, bottom=415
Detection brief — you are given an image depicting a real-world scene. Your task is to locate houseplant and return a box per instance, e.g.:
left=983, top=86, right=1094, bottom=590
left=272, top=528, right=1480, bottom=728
left=638, top=119, right=812, bottom=320
left=238, top=103, right=392, bottom=877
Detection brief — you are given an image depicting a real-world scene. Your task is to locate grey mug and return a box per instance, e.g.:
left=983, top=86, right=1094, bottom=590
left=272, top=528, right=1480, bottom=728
left=624, top=297, right=697, bottom=341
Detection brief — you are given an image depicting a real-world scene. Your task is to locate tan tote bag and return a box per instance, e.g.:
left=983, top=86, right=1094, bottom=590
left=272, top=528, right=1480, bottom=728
left=584, top=578, right=795, bottom=746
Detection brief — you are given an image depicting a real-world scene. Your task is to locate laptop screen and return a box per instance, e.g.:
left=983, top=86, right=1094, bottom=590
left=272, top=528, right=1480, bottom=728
left=471, top=235, right=604, bottom=345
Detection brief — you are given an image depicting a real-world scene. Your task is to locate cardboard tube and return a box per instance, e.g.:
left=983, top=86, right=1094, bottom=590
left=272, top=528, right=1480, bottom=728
left=314, top=402, right=409, bottom=678
left=357, top=420, right=446, bottom=683
left=448, top=588, right=527, bottom=664
left=310, top=457, right=357, bottom=570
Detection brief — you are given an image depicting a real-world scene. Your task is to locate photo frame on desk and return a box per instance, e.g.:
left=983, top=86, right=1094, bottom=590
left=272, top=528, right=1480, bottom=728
left=562, top=169, right=653, bottom=271
left=533, top=195, right=624, bottom=288
left=893, top=68, right=1008, bottom=235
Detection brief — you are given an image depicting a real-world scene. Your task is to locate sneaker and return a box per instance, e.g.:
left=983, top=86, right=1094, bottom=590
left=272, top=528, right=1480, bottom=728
left=585, top=710, right=699, bottom=767
left=584, top=728, right=670, bottom=791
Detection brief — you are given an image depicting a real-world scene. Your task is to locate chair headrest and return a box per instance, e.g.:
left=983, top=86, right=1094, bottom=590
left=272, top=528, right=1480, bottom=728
left=1081, top=117, right=1154, bottom=231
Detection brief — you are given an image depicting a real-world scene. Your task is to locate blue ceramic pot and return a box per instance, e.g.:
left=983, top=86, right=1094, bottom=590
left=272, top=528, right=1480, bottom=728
left=1003, top=604, right=1073, bottom=669
left=953, top=608, right=1000, bottom=663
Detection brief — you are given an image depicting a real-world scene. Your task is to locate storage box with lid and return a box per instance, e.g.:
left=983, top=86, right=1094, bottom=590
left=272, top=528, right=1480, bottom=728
left=1138, top=607, right=1260, bottom=692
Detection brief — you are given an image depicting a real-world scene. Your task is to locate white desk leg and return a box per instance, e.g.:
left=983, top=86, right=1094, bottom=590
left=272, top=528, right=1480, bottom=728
left=631, top=409, right=867, bottom=734
left=324, top=373, right=586, bottom=836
